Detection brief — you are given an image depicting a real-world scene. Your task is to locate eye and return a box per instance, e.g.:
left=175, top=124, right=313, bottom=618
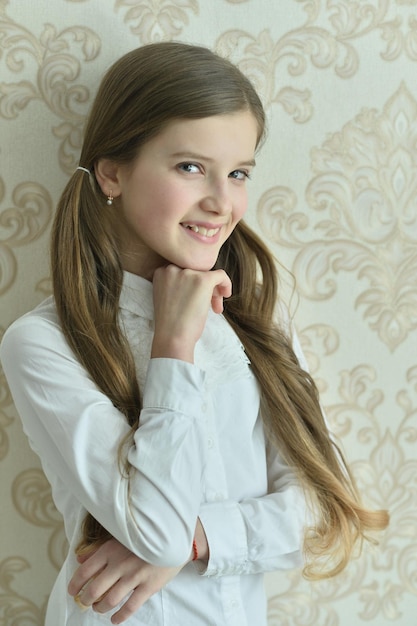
left=178, top=162, right=201, bottom=174
left=229, top=169, right=251, bottom=181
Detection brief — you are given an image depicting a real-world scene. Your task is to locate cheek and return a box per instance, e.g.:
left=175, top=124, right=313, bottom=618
left=234, top=192, right=248, bottom=222
left=124, top=187, right=168, bottom=225
left=147, top=185, right=182, bottom=219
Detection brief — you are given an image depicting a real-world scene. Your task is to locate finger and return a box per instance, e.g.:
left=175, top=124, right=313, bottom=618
left=211, top=294, right=224, bottom=314
left=210, top=269, right=232, bottom=298
left=211, top=273, right=232, bottom=314
left=77, top=550, right=96, bottom=564
left=74, top=594, right=90, bottom=612
left=68, top=558, right=106, bottom=597
left=75, top=571, right=120, bottom=608
left=69, top=539, right=122, bottom=597
left=77, top=548, right=146, bottom=609
left=90, top=576, right=136, bottom=614
left=109, top=586, right=153, bottom=625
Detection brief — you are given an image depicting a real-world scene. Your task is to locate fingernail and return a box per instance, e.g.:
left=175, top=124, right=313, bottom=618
left=74, top=595, right=89, bottom=611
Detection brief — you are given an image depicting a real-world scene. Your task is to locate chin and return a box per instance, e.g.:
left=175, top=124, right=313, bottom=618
left=177, top=257, right=219, bottom=272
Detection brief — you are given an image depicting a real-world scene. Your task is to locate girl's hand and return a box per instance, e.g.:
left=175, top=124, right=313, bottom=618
left=68, top=539, right=184, bottom=624
left=151, top=265, right=232, bottom=363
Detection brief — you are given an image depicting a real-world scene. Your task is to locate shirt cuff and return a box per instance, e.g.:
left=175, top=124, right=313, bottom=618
left=141, top=358, right=206, bottom=420
left=197, top=500, right=248, bottom=577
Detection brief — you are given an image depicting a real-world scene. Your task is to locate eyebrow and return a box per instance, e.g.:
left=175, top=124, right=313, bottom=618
left=171, top=152, right=256, bottom=167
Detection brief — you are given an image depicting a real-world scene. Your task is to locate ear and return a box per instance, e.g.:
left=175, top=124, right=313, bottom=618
left=94, top=159, right=123, bottom=198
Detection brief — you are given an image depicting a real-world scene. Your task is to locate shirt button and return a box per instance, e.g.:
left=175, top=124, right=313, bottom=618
left=201, top=403, right=208, bottom=413
left=207, top=437, right=214, bottom=448
left=215, top=492, right=224, bottom=501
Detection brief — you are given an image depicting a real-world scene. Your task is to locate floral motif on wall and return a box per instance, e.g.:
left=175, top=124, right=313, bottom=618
left=0, top=182, right=52, bottom=295
left=0, top=556, right=46, bottom=626
left=258, top=83, right=417, bottom=351
left=267, top=359, right=417, bottom=624
left=0, top=8, right=100, bottom=174
left=12, top=469, right=67, bottom=570
left=0, top=330, right=13, bottom=461
left=297, top=323, right=340, bottom=393
left=115, top=0, right=199, bottom=42
left=350, top=364, right=417, bottom=619
left=216, top=1, right=417, bottom=124
left=0, top=2, right=415, bottom=625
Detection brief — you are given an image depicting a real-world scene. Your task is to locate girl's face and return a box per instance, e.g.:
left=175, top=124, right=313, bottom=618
left=107, top=111, right=259, bottom=279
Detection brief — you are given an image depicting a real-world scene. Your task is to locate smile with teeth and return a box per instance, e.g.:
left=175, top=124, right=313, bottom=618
left=182, top=224, right=221, bottom=238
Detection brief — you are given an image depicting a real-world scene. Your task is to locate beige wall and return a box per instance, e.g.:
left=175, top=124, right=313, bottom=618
left=1, top=1, right=415, bottom=624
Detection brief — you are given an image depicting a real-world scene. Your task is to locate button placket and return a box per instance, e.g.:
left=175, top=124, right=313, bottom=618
left=201, top=390, right=228, bottom=502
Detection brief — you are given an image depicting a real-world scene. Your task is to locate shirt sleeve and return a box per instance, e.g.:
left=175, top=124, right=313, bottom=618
left=0, top=315, right=207, bottom=567
left=197, top=443, right=307, bottom=576
left=197, top=320, right=312, bottom=577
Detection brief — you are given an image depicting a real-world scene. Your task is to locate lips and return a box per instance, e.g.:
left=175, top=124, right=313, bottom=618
left=181, top=223, right=221, bottom=238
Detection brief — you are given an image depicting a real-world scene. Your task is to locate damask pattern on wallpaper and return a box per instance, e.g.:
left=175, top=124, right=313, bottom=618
left=1, top=1, right=416, bottom=625
left=258, top=83, right=417, bottom=351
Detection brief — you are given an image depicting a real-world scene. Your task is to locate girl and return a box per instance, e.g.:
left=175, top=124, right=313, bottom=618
left=0, top=42, right=388, bottom=626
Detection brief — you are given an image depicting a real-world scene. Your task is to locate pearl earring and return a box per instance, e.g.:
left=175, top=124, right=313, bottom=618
left=106, top=190, right=114, bottom=206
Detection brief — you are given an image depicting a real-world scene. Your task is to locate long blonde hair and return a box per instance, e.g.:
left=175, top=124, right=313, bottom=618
left=51, top=42, right=388, bottom=579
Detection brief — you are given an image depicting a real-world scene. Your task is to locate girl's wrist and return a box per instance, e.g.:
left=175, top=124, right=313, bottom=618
left=151, top=335, right=194, bottom=363
left=192, top=518, right=209, bottom=564
left=192, top=539, right=198, bottom=561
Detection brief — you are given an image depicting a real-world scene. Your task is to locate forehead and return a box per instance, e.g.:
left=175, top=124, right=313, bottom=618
left=143, top=112, right=259, bottom=159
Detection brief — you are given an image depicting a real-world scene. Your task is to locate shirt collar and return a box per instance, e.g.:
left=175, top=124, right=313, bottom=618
left=119, top=271, right=154, bottom=319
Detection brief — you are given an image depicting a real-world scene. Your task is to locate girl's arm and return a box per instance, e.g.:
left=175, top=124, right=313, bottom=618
left=67, top=519, right=209, bottom=624
left=66, top=448, right=306, bottom=623
left=196, top=443, right=308, bottom=577
left=0, top=267, right=230, bottom=567
left=194, top=319, right=312, bottom=578
left=1, top=318, right=207, bottom=567
left=65, top=320, right=312, bottom=614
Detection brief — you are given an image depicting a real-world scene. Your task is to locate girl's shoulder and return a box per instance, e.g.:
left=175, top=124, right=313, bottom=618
left=4, top=296, right=60, bottom=334
left=1, top=297, right=65, bottom=361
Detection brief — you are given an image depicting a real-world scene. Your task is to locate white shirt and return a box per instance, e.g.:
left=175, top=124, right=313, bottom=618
left=1, top=271, right=308, bottom=626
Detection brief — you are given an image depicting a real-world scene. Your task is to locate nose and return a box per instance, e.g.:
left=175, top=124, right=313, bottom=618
left=200, top=180, right=232, bottom=215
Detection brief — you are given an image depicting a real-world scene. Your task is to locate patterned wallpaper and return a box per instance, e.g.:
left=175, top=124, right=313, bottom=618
left=0, top=1, right=416, bottom=624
